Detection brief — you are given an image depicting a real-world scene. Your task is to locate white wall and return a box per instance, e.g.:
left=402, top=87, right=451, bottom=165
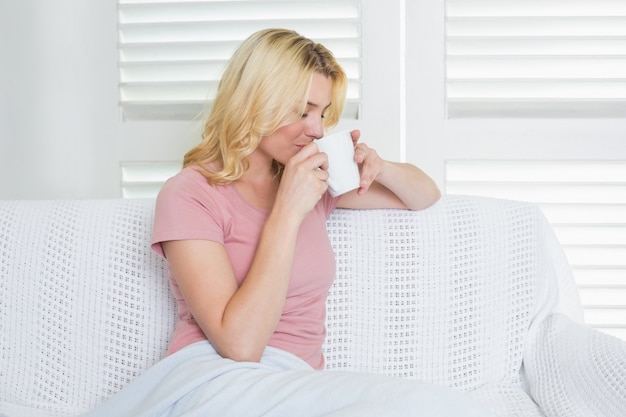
left=1, top=1, right=118, bottom=198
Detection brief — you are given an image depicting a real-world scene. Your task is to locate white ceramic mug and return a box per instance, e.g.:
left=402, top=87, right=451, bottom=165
left=316, top=130, right=361, bottom=197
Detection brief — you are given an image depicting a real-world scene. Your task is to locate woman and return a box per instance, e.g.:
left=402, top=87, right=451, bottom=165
left=84, top=28, right=493, bottom=417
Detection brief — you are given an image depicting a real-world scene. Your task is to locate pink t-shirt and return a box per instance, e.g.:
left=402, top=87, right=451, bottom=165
left=151, top=166, right=339, bottom=369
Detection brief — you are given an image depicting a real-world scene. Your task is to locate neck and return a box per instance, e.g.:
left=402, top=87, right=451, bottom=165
left=236, top=157, right=280, bottom=211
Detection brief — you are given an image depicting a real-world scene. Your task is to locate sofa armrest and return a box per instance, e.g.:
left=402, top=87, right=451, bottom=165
left=523, top=313, right=626, bottom=417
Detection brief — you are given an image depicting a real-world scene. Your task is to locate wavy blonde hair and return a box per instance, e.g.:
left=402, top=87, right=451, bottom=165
left=183, top=28, right=347, bottom=184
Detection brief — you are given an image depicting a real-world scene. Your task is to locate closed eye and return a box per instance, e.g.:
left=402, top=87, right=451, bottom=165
left=303, top=101, right=331, bottom=119
left=301, top=113, right=325, bottom=119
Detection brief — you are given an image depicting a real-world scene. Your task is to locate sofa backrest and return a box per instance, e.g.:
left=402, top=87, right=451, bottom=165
left=0, top=199, right=175, bottom=416
left=0, top=196, right=583, bottom=416
left=323, top=196, right=583, bottom=387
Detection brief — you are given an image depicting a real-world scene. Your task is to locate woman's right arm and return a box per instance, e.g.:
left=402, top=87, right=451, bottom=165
left=162, top=213, right=299, bottom=362
left=162, top=142, right=329, bottom=362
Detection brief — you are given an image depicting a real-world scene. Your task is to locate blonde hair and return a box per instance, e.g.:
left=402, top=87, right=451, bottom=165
left=183, top=28, right=347, bottom=184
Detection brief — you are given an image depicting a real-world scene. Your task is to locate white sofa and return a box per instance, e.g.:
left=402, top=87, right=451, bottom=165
left=1, top=195, right=625, bottom=417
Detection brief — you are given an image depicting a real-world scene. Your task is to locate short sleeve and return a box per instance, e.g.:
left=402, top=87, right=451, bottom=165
left=151, top=168, right=227, bottom=258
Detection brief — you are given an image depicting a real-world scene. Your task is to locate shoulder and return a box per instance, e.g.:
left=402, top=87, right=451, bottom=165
left=157, top=166, right=228, bottom=207
left=154, top=166, right=236, bottom=225
left=160, top=166, right=212, bottom=197
left=152, top=166, right=232, bottom=255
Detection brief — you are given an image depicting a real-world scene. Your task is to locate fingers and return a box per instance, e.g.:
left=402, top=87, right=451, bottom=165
left=283, top=141, right=329, bottom=193
left=350, top=129, right=361, bottom=147
left=292, top=141, right=319, bottom=162
left=290, top=142, right=328, bottom=170
left=353, top=143, right=382, bottom=195
left=354, top=143, right=367, bottom=164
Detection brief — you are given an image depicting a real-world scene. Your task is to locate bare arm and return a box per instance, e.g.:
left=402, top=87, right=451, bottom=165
left=162, top=211, right=299, bottom=362
left=337, top=130, right=441, bottom=210
left=162, top=143, right=329, bottom=363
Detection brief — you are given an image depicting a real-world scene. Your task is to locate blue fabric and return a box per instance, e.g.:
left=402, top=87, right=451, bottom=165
left=82, top=341, right=495, bottom=417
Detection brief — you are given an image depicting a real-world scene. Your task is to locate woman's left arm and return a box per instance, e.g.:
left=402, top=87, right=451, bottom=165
left=336, top=130, right=441, bottom=211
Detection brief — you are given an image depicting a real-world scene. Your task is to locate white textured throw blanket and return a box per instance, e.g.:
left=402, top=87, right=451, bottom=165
left=82, top=341, right=494, bottom=417
left=1, top=196, right=625, bottom=416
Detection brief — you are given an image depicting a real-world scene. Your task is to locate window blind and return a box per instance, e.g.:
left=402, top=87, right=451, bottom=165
left=121, top=161, right=182, bottom=198
left=118, top=0, right=362, bottom=121
left=446, top=160, right=626, bottom=341
left=446, top=0, right=626, bottom=118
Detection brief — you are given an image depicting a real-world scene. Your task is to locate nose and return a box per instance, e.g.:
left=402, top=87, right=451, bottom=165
left=306, top=117, right=324, bottom=140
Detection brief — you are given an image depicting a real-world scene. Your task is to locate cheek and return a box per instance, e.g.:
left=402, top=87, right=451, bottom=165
left=276, top=120, right=305, bottom=139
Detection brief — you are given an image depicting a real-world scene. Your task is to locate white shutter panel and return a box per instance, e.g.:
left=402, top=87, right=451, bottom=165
left=118, top=0, right=362, bottom=121
left=446, top=0, right=626, bottom=118
left=446, top=160, right=626, bottom=341
left=121, top=161, right=182, bottom=198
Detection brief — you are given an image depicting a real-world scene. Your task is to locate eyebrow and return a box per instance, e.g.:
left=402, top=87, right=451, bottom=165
left=307, top=101, right=332, bottom=110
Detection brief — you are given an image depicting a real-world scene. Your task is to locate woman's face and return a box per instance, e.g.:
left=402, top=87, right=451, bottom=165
left=257, top=72, right=333, bottom=165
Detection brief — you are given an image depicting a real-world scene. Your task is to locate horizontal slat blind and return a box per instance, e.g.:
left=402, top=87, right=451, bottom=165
left=446, top=0, right=626, bottom=118
left=446, top=160, right=626, bottom=341
left=118, top=0, right=362, bottom=121
left=121, top=161, right=182, bottom=198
